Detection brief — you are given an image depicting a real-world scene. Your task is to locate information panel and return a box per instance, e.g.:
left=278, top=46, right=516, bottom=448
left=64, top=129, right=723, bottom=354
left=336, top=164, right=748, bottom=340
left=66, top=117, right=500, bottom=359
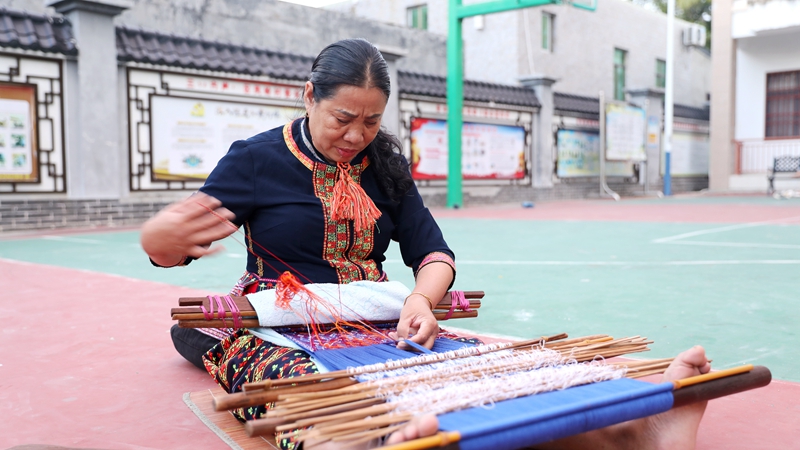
left=0, top=83, right=38, bottom=182
left=557, top=129, right=633, bottom=177
left=605, top=103, right=646, bottom=162
left=662, top=131, right=709, bottom=176
left=150, top=95, right=300, bottom=180
left=410, top=118, right=525, bottom=180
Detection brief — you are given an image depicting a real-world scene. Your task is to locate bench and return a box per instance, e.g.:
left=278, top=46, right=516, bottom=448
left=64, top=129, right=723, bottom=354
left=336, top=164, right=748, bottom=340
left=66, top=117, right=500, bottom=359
left=767, top=156, right=800, bottom=194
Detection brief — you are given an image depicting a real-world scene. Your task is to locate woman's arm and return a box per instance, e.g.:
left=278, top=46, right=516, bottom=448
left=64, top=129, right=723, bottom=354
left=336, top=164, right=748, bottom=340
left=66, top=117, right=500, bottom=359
left=140, top=192, right=237, bottom=267
left=393, top=261, right=453, bottom=349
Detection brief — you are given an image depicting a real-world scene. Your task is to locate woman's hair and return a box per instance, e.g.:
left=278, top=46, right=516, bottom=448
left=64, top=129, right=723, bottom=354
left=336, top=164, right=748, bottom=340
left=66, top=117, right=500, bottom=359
left=308, top=38, right=414, bottom=202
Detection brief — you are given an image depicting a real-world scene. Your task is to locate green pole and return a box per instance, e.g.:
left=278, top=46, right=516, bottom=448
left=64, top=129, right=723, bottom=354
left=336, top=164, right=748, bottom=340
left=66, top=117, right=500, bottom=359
left=446, top=0, right=464, bottom=208
left=444, top=0, right=587, bottom=208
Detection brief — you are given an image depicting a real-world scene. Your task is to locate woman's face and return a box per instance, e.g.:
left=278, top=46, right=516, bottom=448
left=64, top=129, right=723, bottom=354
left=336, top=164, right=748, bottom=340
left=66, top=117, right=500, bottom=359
left=304, top=81, right=387, bottom=164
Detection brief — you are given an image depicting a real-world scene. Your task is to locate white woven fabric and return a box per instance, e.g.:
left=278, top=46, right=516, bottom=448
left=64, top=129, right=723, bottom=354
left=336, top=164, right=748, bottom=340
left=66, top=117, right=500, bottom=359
left=246, top=280, right=410, bottom=327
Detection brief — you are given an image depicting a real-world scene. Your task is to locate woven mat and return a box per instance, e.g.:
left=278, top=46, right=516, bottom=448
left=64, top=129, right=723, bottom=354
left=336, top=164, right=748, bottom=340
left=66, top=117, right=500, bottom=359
left=184, top=388, right=278, bottom=450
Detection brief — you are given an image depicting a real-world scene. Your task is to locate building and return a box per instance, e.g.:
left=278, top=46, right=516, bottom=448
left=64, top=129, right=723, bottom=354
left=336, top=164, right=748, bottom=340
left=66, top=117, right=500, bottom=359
left=0, top=0, right=711, bottom=232
left=328, top=0, right=711, bottom=107
left=709, top=0, right=800, bottom=192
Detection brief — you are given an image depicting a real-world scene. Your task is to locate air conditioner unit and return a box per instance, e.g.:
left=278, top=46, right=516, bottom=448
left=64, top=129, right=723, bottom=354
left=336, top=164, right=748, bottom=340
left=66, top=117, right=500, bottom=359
left=682, top=25, right=706, bottom=47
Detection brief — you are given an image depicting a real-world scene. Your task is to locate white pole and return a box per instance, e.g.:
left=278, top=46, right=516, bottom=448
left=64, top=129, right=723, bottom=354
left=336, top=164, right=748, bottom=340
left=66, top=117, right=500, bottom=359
left=664, top=0, right=675, bottom=195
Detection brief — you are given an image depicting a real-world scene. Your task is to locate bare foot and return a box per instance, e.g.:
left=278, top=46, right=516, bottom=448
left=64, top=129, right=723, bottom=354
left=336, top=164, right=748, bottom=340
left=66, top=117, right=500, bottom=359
left=537, top=346, right=712, bottom=450
left=640, top=345, right=711, bottom=450
left=382, top=414, right=439, bottom=446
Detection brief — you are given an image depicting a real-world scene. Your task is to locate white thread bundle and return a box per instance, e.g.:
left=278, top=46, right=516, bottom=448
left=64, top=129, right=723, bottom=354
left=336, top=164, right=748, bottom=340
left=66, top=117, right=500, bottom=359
left=389, top=360, right=627, bottom=416
left=346, top=341, right=513, bottom=377
left=351, top=347, right=626, bottom=416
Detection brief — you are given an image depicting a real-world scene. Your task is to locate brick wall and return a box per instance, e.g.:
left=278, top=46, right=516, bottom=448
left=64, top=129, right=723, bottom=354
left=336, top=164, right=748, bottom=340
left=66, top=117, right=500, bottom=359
left=0, top=199, right=170, bottom=232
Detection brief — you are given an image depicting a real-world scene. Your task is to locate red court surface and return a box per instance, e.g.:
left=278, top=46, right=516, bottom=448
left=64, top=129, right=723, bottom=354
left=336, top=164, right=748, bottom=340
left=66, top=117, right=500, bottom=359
left=430, top=197, right=800, bottom=224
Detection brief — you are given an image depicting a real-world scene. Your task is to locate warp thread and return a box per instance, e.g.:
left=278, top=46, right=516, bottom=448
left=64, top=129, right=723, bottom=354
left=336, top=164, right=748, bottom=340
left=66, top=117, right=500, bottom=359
left=202, top=295, right=243, bottom=328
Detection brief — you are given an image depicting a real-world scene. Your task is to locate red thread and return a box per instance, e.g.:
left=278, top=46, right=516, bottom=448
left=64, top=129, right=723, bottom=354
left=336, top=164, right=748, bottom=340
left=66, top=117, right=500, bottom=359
left=195, top=202, right=389, bottom=350
left=444, top=290, right=471, bottom=320
left=202, top=295, right=242, bottom=328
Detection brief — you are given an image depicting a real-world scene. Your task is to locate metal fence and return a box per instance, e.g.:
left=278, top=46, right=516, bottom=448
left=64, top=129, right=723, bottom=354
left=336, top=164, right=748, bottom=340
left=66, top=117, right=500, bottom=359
left=736, top=139, right=800, bottom=173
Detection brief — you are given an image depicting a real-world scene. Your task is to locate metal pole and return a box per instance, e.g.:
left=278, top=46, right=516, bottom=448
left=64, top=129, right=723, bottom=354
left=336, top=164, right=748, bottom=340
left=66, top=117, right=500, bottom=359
left=664, top=0, right=675, bottom=196
left=446, top=0, right=464, bottom=208
left=599, top=91, right=620, bottom=201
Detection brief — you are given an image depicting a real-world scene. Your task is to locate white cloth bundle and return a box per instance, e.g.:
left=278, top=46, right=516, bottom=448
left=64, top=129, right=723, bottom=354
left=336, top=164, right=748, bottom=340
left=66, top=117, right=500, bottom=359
left=246, top=280, right=411, bottom=327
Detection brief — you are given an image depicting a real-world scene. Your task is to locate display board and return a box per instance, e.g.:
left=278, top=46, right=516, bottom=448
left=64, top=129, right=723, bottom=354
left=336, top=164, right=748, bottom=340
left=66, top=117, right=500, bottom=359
left=605, top=103, right=646, bottom=162
left=662, top=131, right=709, bottom=176
left=0, top=82, right=38, bottom=182
left=410, top=118, right=525, bottom=180
left=557, top=129, right=633, bottom=177
left=150, top=95, right=300, bottom=180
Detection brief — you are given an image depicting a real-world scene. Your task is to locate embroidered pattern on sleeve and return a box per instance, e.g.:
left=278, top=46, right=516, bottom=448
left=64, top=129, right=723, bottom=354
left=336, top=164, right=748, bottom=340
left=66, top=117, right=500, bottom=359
left=417, top=251, right=456, bottom=275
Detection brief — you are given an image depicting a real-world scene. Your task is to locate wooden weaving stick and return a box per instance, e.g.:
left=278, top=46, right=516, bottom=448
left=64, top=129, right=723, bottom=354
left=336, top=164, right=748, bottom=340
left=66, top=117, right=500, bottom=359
left=213, top=333, right=657, bottom=415
left=171, top=290, right=484, bottom=329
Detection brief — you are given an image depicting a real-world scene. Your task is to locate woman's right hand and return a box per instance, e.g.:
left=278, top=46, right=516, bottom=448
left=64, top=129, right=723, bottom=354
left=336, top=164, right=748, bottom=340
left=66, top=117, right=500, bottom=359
left=140, top=192, right=237, bottom=266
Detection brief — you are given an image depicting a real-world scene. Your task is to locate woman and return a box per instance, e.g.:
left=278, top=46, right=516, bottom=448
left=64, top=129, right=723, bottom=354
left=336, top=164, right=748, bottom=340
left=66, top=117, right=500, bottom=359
left=142, top=38, right=470, bottom=448
left=143, top=39, right=711, bottom=450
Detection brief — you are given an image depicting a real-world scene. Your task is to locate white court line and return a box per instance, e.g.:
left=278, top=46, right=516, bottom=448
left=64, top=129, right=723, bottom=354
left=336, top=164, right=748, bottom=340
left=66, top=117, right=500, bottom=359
left=41, top=235, right=104, bottom=244
left=652, top=215, right=800, bottom=244
left=661, top=241, right=800, bottom=250
left=383, top=259, right=800, bottom=266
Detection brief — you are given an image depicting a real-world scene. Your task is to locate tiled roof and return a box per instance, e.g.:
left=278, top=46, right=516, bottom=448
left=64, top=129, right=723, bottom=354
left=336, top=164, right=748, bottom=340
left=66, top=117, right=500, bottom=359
left=555, top=93, right=710, bottom=122
left=116, top=27, right=314, bottom=80
left=674, top=103, right=709, bottom=121
left=0, top=8, right=77, bottom=55
left=398, top=71, right=540, bottom=108
left=554, top=92, right=599, bottom=116
left=115, top=29, right=540, bottom=107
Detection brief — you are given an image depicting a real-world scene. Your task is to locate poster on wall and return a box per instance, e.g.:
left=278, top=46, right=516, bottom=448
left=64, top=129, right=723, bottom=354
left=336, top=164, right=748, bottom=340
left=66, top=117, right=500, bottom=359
left=150, top=95, right=301, bottom=180
left=556, top=129, right=633, bottom=177
left=410, top=118, right=525, bottom=180
left=662, top=131, right=709, bottom=176
left=605, top=103, right=647, bottom=162
left=0, top=83, right=38, bottom=182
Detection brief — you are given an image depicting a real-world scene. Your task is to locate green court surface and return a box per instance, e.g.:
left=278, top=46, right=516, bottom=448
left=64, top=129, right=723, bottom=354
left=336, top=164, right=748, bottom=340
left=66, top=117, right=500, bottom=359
left=2, top=206, right=798, bottom=382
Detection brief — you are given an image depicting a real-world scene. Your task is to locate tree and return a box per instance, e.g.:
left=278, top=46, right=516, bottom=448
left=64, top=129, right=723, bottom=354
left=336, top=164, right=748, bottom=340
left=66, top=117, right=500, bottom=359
left=630, top=0, right=712, bottom=48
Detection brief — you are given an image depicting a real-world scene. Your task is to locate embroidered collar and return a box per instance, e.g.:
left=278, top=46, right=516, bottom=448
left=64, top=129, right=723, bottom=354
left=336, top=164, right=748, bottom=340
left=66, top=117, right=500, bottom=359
left=300, top=118, right=328, bottom=164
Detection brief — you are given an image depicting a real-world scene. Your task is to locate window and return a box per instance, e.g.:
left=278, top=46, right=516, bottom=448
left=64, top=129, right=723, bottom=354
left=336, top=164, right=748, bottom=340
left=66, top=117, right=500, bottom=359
left=656, top=59, right=666, bottom=89
left=614, top=48, right=627, bottom=101
left=766, top=71, right=800, bottom=138
left=407, top=4, right=427, bottom=30
left=542, top=12, right=554, bottom=52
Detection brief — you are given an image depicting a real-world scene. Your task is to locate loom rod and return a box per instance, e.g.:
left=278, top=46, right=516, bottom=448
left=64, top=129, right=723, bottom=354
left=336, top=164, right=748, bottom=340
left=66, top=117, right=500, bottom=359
left=177, top=310, right=480, bottom=329
left=171, top=300, right=483, bottom=318
left=377, top=365, right=771, bottom=450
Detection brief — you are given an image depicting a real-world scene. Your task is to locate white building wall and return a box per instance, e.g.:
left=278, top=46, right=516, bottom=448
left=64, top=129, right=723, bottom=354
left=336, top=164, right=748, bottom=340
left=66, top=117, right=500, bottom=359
left=523, top=0, right=708, bottom=106
left=731, top=0, right=800, bottom=39
left=734, top=31, right=800, bottom=140
left=463, top=10, right=520, bottom=85
left=331, top=0, right=710, bottom=107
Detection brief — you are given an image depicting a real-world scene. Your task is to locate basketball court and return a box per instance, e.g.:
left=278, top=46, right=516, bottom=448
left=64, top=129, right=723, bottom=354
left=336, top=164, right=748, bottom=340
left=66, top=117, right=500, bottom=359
left=1, top=194, right=798, bottom=448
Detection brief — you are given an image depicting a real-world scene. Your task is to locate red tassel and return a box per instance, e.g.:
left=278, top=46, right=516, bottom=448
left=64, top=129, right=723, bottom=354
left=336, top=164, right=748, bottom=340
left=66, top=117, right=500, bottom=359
left=330, top=162, right=382, bottom=232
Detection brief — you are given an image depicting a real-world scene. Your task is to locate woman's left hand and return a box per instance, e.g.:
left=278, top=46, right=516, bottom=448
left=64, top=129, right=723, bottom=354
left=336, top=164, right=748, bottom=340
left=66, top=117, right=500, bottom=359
left=391, top=295, right=439, bottom=350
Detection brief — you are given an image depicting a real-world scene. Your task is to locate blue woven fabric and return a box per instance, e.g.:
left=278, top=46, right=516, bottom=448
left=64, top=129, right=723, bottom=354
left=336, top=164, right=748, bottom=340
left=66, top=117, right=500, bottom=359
left=438, top=378, right=674, bottom=450
left=310, top=338, right=475, bottom=371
